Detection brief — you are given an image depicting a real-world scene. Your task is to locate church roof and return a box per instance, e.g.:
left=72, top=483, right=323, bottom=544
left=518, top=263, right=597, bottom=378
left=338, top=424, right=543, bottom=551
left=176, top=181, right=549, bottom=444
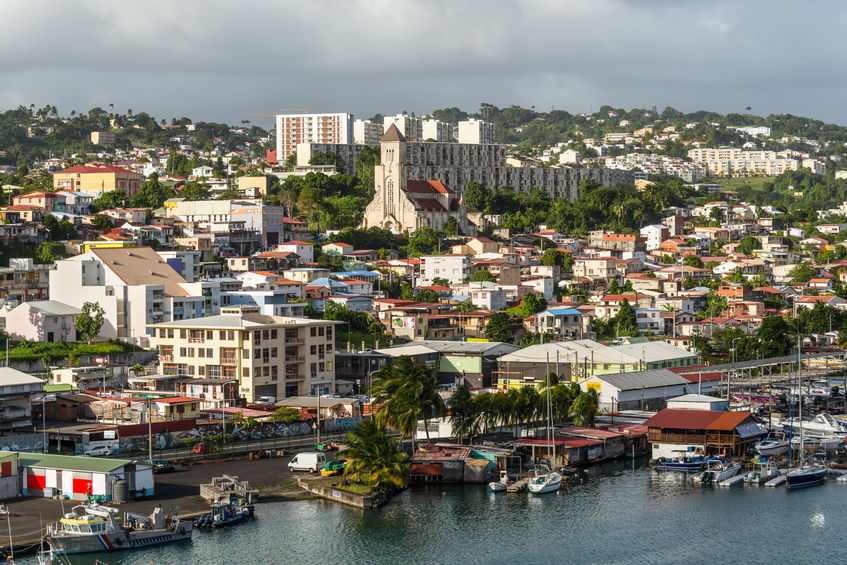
left=413, top=198, right=447, bottom=211
left=381, top=124, right=406, bottom=142
left=406, top=180, right=454, bottom=195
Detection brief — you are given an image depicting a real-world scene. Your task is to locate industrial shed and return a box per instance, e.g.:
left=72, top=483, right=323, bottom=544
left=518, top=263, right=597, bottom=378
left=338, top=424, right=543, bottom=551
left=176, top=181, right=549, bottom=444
left=579, top=369, right=692, bottom=412
left=11, top=452, right=154, bottom=501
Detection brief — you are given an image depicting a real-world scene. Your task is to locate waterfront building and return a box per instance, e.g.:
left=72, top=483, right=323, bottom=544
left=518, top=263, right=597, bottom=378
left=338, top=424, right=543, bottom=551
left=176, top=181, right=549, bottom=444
left=644, top=408, right=761, bottom=459
left=149, top=305, right=341, bottom=402
left=579, top=368, right=692, bottom=413
left=275, top=112, right=353, bottom=161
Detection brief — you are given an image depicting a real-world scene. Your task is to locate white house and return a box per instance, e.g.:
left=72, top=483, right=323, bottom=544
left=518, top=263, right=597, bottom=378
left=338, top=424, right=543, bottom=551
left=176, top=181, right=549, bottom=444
left=276, top=240, right=314, bottom=263
left=422, top=254, right=472, bottom=285
left=0, top=301, right=81, bottom=343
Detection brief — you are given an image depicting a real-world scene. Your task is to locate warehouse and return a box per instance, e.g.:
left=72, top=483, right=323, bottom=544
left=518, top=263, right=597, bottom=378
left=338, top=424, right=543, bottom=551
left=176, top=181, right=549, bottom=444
left=10, top=452, right=154, bottom=501
left=579, top=369, right=693, bottom=412
left=0, top=451, right=18, bottom=498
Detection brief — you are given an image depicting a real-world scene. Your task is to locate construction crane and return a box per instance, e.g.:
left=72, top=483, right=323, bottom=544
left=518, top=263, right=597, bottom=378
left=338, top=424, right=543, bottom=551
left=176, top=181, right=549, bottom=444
left=243, top=107, right=312, bottom=117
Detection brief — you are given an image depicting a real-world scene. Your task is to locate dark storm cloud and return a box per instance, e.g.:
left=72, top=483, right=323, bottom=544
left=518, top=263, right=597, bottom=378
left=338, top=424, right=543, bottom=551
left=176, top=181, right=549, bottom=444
left=1, top=0, right=845, bottom=125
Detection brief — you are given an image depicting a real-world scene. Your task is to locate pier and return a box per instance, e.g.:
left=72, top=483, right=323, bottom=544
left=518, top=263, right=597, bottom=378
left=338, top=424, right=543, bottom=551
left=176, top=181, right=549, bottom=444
left=506, top=478, right=529, bottom=493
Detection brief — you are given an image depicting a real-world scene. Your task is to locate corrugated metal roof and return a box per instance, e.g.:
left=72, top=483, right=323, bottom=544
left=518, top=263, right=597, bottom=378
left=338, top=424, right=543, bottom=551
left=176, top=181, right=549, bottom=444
left=587, top=369, right=689, bottom=392
left=705, top=411, right=755, bottom=431
left=609, top=341, right=697, bottom=363
left=10, top=452, right=136, bottom=473
left=465, top=458, right=491, bottom=467
left=644, top=409, right=721, bottom=430
left=500, top=340, right=639, bottom=364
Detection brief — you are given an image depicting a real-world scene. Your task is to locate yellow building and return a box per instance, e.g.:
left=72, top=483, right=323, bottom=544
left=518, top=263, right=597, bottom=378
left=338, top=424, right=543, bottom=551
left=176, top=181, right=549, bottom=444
left=236, top=176, right=270, bottom=196
left=83, top=240, right=136, bottom=253
left=53, top=164, right=142, bottom=198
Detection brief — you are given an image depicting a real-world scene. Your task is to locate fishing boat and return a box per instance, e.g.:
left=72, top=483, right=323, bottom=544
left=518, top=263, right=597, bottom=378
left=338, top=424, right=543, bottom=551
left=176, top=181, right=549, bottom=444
left=46, top=501, right=192, bottom=555
left=527, top=468, right=563, bottom=494
left=655, top=452, right=708, bottom=472
left=527, top=362, right=562, bottom=495
left=779, top=413, right=847, bottom=438
left=488, top=469, right=512, bottom=493
left=743, top=457, right=781, bottom=485
left=193, top=502, right=253, bottom=529
left=692, top=459, right=741, bottom=484
left=755, top=432, right=789, bottom=457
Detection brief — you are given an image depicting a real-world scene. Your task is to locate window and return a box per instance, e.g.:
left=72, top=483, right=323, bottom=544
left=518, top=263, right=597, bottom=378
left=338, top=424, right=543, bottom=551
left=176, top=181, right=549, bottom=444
left=159, top=329, right=166, bottom=338
left=179, top=347, right=187, bottom=356
left=219, top=330, right=227, bottom=340
left=311, top=363, right=317, bottom=377
left=228, top=331, right=235, bottom=340
left=167, top=329, right=174, bottom=339
left=318, top=345, right=324, bottom=359
left=318, top=327, right=324, bottom=336
left=271, top=347, right=278, bottom=358
left=270, top=329, right=277, bottom=339
left=254, top=348, right=261, bottom=359
left=207, top=330, right=214, bottom=339
left=243, top=348, right=250, bottom=359
left=180, top=330, right=186, bottom=339
left=327, top=328, right=332, bottom=341
left=263, top=330, right=269, bottom=340
left=243, top=368, right=249, bottom=378
left=311, top=345, right=317, bottom=355
left=319, top=362, right=325, bottom=371
left=198, top=349, right=205, bottom=358
left=207, top=348, right=213, bottom=357
left=310, top=327, right=317, bottom=337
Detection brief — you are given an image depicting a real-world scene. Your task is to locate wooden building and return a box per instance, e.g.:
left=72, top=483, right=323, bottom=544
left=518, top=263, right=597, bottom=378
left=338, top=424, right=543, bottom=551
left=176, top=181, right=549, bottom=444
left=644, top=409, right=762, bottom=459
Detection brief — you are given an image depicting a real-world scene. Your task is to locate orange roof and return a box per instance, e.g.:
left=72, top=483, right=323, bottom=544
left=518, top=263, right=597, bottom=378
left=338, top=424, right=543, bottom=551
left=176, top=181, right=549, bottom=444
left=55, top=163, right=139, bottom=175
left=406, top=180, right=454, bottom=194
left=705, top=411, right=754, bottom=431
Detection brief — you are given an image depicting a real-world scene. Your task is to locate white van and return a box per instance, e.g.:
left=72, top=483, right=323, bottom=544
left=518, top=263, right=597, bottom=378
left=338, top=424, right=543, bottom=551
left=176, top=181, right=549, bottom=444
left=288, top=452, right=326, bottom=473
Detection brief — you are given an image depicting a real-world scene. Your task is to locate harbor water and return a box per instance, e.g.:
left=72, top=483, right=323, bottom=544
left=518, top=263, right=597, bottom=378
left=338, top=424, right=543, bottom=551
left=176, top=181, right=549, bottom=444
left=22, top=460, right=847, bottom=564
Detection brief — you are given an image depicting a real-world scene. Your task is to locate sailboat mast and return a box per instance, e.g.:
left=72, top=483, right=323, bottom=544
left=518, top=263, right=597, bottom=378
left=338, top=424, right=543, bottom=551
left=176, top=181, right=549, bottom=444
left=798, top=331, right=803, bottom=461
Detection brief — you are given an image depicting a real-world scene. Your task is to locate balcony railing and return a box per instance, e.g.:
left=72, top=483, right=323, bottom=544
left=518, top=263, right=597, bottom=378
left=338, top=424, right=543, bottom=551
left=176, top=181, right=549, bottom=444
left=285, top=373, right=305, bottom=380
left=188, top=337, right=205, bottom=344
left=160, top=355, right=174, bottom=362
left=285, top=355, right=305, bottom=363
left=221, top=357, right=238, bottom=365
left=284, top=337, right=304, bottom=344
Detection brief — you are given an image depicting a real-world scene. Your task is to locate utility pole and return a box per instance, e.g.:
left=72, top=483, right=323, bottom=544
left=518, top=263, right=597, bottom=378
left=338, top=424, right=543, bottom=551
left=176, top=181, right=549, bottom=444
left=147, top=399, right=153, bottom=462
left=316, top=391, right=321, bottom=446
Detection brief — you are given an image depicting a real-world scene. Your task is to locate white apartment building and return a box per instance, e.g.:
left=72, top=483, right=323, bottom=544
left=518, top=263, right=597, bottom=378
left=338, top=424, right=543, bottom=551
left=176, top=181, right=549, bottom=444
left=384, top=114, right=423, bottom=141
left=353, top=119, right=382, bottom=145
left=49, top=247, right=221, bottom=347
left=640, top=225, right=669, bottom=251
left=421, top=254, right=472, bottom=285
left=275, top=112, right=353, bottom=161
left=605, top=153, right=706, bottom=182
left=168, top=199, right=285, bottom=250
left=150, top=305, right=341, bottom=402
left=457, top=118, right=495, bottom=144
left=422, top=119, right=453, bottom=142
left=466, top=282, right=507, bottom=311
left=687, top=147, right=826, bottom=177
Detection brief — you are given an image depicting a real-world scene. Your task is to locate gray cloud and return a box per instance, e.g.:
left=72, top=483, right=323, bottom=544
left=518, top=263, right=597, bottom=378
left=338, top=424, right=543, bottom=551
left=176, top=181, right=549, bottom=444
left=1, top=0, right=846, bottom=126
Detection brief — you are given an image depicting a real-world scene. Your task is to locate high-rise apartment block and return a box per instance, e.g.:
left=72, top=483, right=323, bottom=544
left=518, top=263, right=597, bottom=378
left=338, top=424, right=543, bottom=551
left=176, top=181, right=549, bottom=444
left=353, top=119, right=382, bottom=145
left=457, top=118, right=496, bottom=144
left=422, top=119, right=453, bottom=142
left=383, top=114, right=423, bottom=141
left=275, top=113, right=352, bottom=161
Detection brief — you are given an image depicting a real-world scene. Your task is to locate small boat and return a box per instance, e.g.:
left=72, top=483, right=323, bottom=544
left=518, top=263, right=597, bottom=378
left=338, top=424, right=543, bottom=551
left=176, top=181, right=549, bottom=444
left=755, top=433, right=789, bottom=457
left=193, top=502, right=253, bottom=529
left=790, top=436, right=842, bottom=452
left=693, top=459, right=741, bottom=484
left=560, top=466, right=579, bottom=476
left=488, top=470, right=512, bottom=493
left=655, top=454, right=708, bottom=472
left=744, top=458, right=781, bottom=485
left=527, top=468, right=562, bottom=494
left=786, top=463, right=827, bottom=489
left=46, top=501, right=192, bottom=555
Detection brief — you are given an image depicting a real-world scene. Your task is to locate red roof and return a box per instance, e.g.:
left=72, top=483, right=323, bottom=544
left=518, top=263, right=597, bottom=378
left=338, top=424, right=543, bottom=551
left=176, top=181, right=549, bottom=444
left=705, top=411, right=754, bottom=431
left=152, top=396, right=200, bottom=404
left=406, top=180, right=454, bottom=194
left=280, top=240, right=314, bottom=246
left=645, top=409, right=723, bottom=430
left=558, top=425, right=625, bottom=440
left=16, top=191, right=56, bottom=199
left=283, top=217, right=307, bottom=224
left=55, top=163, right=139, bottom=176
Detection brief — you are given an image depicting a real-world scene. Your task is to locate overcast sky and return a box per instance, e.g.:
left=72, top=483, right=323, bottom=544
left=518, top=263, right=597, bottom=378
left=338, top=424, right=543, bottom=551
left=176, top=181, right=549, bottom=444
left=2, top=0, right=846, bottom=127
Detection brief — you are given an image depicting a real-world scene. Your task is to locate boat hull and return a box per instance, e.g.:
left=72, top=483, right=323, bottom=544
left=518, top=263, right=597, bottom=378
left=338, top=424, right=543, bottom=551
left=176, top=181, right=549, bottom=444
left=755, top=442, right=788, bottom=457
left=528, top=472, right=562, bottom=494
left=51, top=522, right=193, bottom=554
left=488, top=482, right=508, bottom=493
left=786, top=468, right=826, bottom=489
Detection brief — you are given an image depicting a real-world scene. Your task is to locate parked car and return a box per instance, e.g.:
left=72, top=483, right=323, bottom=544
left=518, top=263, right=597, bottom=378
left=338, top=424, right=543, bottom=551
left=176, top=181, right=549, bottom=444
left=150, top=460, right=175, bottom=473
left=84, top=446, right=112, bottom=457
left=288, top=452, right=326, bottom=473
left=0, top=503, right=8, bottom=518
left=192, top=442, right=210, bottom=455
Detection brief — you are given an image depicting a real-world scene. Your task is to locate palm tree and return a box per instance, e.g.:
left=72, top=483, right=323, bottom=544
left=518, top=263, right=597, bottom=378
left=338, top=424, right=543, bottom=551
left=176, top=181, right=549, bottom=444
left=340, top=419, right=408, bottom=489
left=130, top=363, right=145, bottom=377
left=415, top=365, right=446, bottom=443
left=449, top=385, right=478, bottom=443
left=569, top=389, right=600, bottom=428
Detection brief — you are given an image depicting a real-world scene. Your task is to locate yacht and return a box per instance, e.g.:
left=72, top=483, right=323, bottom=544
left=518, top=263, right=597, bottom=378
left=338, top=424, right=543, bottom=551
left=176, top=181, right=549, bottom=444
left=46, top=502, right=192, bottom=555
left=786, top=463, right=827, bottom=489
left=692, top=459, right=741, bottom=484
left=755, top=433, right=789, bottom=457
left=779, top=413, right=847, bottom=438
left=527, top=468, right=562, bottom=494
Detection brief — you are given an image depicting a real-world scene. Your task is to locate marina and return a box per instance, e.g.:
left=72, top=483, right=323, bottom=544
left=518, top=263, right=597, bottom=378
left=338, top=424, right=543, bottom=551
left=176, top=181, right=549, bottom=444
left=14, top=461, right=847, bottom=564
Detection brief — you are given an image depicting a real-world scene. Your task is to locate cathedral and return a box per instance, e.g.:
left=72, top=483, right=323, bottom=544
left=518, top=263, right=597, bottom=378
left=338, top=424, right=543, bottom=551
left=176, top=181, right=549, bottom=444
left=362, top=125, right=468, bottom=234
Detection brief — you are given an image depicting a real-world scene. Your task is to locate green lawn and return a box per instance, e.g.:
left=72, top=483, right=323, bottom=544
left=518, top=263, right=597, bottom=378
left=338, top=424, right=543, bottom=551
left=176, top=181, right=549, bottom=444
left=714, top=176, right=775, bottom=192
left=306, top=476, right=376, bottom=495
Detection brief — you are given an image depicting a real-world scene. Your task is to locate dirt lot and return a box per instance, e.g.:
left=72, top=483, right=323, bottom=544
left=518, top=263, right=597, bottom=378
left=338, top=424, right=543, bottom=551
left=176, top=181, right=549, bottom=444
left=2, top=452, right=330, bottom=553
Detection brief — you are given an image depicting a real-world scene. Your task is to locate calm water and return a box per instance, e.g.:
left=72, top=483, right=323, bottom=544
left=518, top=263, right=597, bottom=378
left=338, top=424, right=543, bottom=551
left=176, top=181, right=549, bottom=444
left=21, top=461, right=847, bottom=564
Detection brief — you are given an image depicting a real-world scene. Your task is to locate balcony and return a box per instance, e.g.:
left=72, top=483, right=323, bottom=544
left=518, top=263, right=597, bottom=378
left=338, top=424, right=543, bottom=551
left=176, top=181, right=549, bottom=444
left=285, top=355, right=304, bottom=363
left=285, top=373, right=305, bottom=381
left=221, top=357, right=238, bottom=365
left=188, top=337, right=205, bottom=344
left=160, top=355, right=174, bottom=362
left=284, top=337, right=304, bottom=344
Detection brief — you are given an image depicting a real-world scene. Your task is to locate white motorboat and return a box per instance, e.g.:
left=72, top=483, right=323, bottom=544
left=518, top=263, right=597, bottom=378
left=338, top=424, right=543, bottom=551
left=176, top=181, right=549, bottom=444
left=527, top=469, right=562, bottom=494
left=790, top=435, right=842, bottom=452
left=488, top=470, right=512, bottom=493
left=780, top=413, right=847, bottom=438
left=743, top=458, right=781, bottom=485
left=693, top=459, right=741, bottom=484
left=755, top=433, right=789, bottom=457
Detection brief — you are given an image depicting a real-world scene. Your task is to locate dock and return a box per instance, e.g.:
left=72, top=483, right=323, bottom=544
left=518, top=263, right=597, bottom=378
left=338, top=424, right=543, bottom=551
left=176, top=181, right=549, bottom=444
left=718, top=475, right=745, bottom=487
left=765, top=474, right=786, bottom=487
left=507, top=478, right=529, bottom=493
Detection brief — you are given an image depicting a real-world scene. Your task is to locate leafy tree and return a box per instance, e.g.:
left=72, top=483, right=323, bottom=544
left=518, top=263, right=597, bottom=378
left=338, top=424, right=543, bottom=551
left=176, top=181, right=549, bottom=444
left=485, top=312, right=515, bottom=343
left=788, top=262, right=816, bottom=283
left=442, top=216, right=459, bottom=236
left=406, top=227, right=442, bottom=256
left=470, top=269, right=495, bottom=283
left=758, top=315, right=792, bottom=357
left=212, top=156, right=226, bottom=178
left=736, top=234, right=762, bottom=256
left=354, top=147, right=380, bottom=190
left=463, top=181, right=490, bottom=213
left=400, top=282, right=414, bottom=301
left=91, top=190, right=126, bottom=211
left=74, top=301, right=105, bottom=344
left=129, top=173, right=173, bottom=208
left=309, top=151, right=345, bottom=173
left=540, top=249, right=567, bottom=270
left=180, top=181, right=211, bottom=201
left=269, top=406, right=303, bottom=423
left=92, top=214, right=113, bottom=231
left=35, top=241, right=65, bottom=264
left=432, top=277, right=450, bottom=287
left=454, top=301, right=477, bottom=312
left=683, top=255, right=704, bottom=268
left=449, top=385, right=478, bottom=443
left=413, top=288, right=440, bottom=303
left=340, top=419, right=408, bottom=489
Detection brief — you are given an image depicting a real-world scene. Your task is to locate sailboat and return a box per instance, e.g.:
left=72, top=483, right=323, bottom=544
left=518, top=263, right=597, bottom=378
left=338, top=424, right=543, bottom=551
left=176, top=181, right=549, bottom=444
left=528, top=360, right=562, bottom=494
left=786, top=342, right=826, bottom=490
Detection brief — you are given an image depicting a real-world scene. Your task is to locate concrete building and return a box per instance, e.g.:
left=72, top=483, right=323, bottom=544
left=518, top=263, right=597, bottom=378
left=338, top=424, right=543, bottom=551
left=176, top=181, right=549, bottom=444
left=457, top=118, right=495, bottom=144
left=168, top=199, right=285, bottom=250
left=421, top=254, right=472, bottom=285
left=0, top=368, right=45, bottom=431
left=52, top=164, right=143, bottom=198
left=422, top=119, right=453, bottom=142
left=384, top=114, right=423, bottom=141
left=580, top=369, right=692, bottom=412
left=0, top=300, right=81, bottom=342
left=49, top=247, right=221, bottom=346
left=275, top=112, right=353, bottom=161
left=150, top=305, right=341, bottom=402
left=353, top=119, right=382, bottom=145
left=90, top=131, right=116, bottom=145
